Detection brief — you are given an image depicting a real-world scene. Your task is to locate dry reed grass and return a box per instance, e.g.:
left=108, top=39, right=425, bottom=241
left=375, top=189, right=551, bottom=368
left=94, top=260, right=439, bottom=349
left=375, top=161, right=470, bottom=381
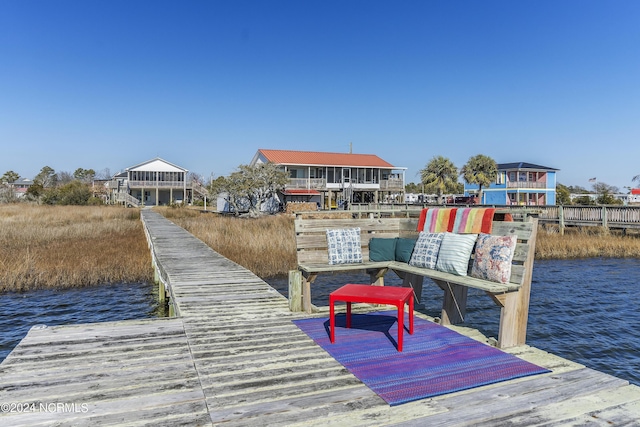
left=535, top=226, right=640, bottom=259
left=0, top=205, right=152, bottom=292
left=7, top=204, right=636, bottom=292
left=159, top=207, right=298, bottom=277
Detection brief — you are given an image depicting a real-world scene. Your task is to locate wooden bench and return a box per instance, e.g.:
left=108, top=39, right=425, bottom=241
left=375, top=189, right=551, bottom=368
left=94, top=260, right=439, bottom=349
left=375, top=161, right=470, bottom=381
left=291, top=212, right=538, bottom=349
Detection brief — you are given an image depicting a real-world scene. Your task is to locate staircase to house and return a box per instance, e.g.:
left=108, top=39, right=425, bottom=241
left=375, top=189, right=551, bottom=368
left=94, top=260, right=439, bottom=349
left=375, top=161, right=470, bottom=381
left=116, top=192, right=140, bottom=207
left=342, top=182, right=353, bottom=206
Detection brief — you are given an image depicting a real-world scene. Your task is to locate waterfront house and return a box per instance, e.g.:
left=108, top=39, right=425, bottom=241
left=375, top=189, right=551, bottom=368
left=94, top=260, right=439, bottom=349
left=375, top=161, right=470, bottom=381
left=106, top=158, right=207, bottom=207
left=10, top=178, right=33, bottom=199
left=250, top=149, right=407, bottom=209
left=464, top=162, right=559, bottom=205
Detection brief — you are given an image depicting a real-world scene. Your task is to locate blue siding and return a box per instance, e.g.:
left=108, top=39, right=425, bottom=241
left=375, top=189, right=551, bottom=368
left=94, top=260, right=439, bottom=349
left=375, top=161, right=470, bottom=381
left=463, top=167, right=557, bottom=206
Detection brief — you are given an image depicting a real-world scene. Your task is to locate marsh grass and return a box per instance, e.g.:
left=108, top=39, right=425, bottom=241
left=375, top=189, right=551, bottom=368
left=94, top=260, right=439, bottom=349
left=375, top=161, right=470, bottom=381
left=160, top=207, right=297, bottom=278
left=535, top=226, right=640, bottom=259
left=0, top=205, right=152, bottom=292
left=4, top=205, right=639, bottom=292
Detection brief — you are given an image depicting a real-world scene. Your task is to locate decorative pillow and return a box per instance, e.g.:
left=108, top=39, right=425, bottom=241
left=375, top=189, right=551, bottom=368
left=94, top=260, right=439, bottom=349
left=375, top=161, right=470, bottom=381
left=435, top=233, right=478, bottom=276
left=395, top=238, right=418, bottom=263
left=326, top=228, right=363, bottom=265
left=409, top=232, right=444, bottom=269
left=368, top=238, right=397, bottom=262
left=471, top=234, right=517, bottom=284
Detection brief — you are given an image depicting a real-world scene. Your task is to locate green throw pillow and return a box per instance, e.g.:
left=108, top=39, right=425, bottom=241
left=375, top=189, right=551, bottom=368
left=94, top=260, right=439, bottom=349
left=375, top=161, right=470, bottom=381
left=368, top=238, right=397, bottom=262
left=395, top=238, right=418, bottom=263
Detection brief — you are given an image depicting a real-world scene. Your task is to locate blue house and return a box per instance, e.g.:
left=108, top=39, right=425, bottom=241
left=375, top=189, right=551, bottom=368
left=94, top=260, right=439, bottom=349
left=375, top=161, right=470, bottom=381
left=464, top=162, right=559, bottom=206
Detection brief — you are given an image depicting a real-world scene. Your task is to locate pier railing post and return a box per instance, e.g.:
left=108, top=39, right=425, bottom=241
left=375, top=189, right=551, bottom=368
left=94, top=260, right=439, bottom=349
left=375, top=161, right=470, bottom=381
left=288, top=270, right=303, bottom=311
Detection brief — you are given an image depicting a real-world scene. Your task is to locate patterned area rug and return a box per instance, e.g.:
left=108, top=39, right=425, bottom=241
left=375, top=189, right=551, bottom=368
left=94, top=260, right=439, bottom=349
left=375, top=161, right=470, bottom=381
left=293, top=311, right=550, bottom=406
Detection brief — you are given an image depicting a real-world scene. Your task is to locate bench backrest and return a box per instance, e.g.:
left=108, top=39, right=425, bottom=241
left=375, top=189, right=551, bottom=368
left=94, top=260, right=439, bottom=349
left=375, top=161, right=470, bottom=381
left=293, top=214, right=538, bottom=287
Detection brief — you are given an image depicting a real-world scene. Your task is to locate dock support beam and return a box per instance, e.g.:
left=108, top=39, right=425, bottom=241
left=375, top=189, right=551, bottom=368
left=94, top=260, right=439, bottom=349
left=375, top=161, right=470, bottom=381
left=288, top=270, right=303, bottom=312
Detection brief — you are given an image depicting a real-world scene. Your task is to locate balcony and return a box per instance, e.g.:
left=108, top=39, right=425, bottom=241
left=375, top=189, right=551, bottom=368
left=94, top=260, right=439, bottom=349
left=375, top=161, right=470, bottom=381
left=286, top=177, right=404, bottom=191
left=380, top=177, right=404, bottom=190
left=287, top=178, right=326, bottom=189
left=128, top=180, right=188, bottom=189
left=507, top=181, right=547, bottom=189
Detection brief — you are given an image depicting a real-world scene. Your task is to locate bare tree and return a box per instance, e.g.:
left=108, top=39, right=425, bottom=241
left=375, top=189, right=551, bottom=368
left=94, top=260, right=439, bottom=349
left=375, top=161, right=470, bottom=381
left=209, top=163, right=288, bottom=216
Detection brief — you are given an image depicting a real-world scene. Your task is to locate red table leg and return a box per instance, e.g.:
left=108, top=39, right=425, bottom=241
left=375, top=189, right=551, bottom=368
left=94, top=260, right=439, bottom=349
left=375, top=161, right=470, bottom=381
left=409, top=294, right=414, bottom=334
left=346, top=301, right=352, bottom=328
left=330, top=295, right=335, bottom=343
left=397, top=302, right=404, bottom=352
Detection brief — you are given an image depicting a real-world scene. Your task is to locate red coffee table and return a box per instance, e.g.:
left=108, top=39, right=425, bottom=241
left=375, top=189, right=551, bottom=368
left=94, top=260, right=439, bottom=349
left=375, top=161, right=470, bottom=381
left=329, top=284, right=414, bottom=351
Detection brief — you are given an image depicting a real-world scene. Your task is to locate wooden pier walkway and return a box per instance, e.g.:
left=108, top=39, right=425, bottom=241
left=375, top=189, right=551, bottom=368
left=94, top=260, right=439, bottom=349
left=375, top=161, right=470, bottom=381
left=2, top=210, right=640, bottom=426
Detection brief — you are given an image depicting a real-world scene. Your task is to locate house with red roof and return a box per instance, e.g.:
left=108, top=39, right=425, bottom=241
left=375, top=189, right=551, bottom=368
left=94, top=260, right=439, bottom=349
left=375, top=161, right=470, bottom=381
left=250, top=149, right=406, bottom=209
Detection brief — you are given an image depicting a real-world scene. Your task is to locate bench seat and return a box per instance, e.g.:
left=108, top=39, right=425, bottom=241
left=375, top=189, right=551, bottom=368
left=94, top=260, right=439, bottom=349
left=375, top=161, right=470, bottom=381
left=292, top=212, right=538, bottom=348
left=298, top=261, right=517, bottom=293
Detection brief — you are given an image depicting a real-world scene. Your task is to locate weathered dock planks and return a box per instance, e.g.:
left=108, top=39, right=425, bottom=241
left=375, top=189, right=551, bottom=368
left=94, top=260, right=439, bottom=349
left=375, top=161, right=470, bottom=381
left=2, top=209, right=640, bottom=426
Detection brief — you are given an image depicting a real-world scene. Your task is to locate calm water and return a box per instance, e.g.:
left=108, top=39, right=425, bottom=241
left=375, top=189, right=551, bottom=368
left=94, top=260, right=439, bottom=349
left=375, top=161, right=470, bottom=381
left=266, top=258, right=640, bottom=387
left=0, top=282, right=163, bottom=362
left=1, top=259, right=639, bottom=388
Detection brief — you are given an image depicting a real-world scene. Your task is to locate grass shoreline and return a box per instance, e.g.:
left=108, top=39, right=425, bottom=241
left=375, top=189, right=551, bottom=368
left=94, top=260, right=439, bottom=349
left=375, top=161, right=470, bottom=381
left=0, top=205, right=153, bottom=293
left=2, top=205, right=640, bottom=292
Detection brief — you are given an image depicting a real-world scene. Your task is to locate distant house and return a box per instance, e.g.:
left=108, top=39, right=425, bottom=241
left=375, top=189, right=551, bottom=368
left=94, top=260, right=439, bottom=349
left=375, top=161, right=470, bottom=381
left=11, top=178, right=33, bottom=198
left=250, top=149, right=407, bottom=209
left=106, top=158, right=207, bottom=206
left=464, top=162, right=559, bottom=206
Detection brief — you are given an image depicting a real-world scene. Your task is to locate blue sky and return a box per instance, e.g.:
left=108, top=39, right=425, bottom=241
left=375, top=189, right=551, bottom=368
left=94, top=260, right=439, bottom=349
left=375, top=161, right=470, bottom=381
left=2, top=0, right=639, bottom=190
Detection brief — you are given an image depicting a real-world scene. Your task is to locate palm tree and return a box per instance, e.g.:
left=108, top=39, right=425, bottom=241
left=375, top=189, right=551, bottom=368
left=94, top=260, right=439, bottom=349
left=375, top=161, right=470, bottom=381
left=420, top=156, right=459, bottom=204
left=633, top=174, right=640, bottom=185
left=460, top=154, right=498, bottom=204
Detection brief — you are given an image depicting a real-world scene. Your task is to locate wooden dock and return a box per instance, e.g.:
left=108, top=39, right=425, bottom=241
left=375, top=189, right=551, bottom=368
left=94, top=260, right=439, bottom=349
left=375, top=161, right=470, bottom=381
left=2, top=210, right=640, bottom=426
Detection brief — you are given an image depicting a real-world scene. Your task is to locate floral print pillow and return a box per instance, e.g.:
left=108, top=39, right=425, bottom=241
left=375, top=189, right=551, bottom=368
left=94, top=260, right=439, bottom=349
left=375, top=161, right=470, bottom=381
left=471, top=234, right=517, bottom=284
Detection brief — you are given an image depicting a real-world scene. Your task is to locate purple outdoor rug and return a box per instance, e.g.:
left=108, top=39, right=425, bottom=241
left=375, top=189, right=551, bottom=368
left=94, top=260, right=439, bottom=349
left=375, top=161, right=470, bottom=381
left=293, top=311, right=550, bottom=406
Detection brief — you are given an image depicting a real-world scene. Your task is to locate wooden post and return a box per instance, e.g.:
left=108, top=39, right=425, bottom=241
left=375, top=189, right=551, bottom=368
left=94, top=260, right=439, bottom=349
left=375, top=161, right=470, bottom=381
left=437, top=280, right=468, bottom=325
left=602, top=206, right=608, bottom=229
left=492, top=216, right=538, bottom=348
left=158, top=282, right=165, bottom=304
left=302, top=272, right=318, bottom=313
left=288, top=270, right=303, bottom=312
left=558, top=205, right=565, bottom=235
left=367, top=268, right=388, bottom=287
left=394, top=270, right=424, bottom=306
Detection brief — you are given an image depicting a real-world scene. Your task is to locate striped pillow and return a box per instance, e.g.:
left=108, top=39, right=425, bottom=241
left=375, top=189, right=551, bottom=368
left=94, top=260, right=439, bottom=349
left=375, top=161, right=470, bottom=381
left=435, top=233, right=478, bottom=276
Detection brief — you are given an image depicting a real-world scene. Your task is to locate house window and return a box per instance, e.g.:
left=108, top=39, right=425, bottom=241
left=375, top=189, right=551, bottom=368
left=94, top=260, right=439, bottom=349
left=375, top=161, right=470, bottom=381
left=496, top=172, right=505, bottom=184
left=508, top=172, right=516, bottom=182
left=529, top=172, right=537, bottom=182
left=290, top=170, right=297, bottom=179
left=519, top=172, right=527, bottom=182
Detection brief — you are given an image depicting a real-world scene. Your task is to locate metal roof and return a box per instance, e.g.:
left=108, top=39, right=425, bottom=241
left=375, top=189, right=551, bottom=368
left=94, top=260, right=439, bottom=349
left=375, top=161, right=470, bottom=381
left=497, top=162, right=559, bottom=171
left=257, top=149, right=401, bottom=168
left=126, top=157, right=188, bottom=173
left=283, top=189, right=321, bottom=195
